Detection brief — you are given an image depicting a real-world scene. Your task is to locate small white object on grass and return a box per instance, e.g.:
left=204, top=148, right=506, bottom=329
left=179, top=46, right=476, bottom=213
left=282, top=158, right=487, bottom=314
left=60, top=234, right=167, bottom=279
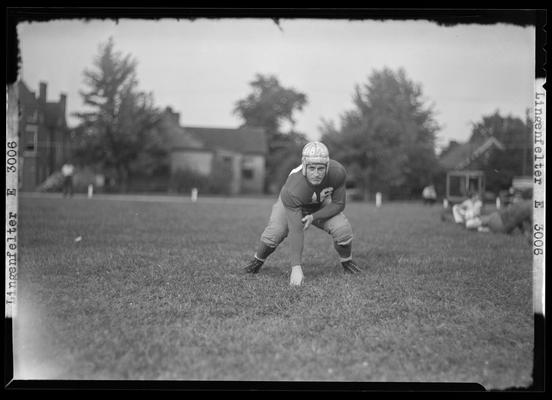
left=87, top=184, right=93, bottom=198
left=375, top=192, right=382, bottom=208
left=191, top=187, right=198, bottom=202
left=74, top=236, right=82, bottom=242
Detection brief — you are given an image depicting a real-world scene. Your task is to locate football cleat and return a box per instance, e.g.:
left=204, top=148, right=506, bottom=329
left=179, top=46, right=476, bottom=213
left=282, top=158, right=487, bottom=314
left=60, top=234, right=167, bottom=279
left=341, top=259, right=362, bottom=274
left=243, top=258, right=264, bottom=274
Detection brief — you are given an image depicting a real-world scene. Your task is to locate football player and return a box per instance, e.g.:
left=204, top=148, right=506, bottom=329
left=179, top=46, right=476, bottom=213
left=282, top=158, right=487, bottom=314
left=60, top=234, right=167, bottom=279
left=242, top=141, right=361, bottom=286
left=465, top=199, right=532, bottom=236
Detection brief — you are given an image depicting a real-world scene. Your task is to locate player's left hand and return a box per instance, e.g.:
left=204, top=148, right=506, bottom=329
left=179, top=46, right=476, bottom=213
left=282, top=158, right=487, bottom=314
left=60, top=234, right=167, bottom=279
left=301, top=214, right=314, bottom=230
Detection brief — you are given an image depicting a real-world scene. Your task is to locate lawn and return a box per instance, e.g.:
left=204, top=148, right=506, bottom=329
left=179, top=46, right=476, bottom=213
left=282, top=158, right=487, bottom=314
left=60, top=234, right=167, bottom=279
left=13, top=194, right=534, bottom=389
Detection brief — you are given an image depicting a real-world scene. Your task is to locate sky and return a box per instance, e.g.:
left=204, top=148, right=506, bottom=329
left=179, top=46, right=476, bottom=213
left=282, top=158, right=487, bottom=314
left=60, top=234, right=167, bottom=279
left=16, top=17, right=535, bottom=151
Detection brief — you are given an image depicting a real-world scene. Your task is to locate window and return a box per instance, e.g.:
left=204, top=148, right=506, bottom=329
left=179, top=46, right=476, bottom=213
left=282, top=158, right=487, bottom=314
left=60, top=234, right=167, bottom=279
left=242, top=168, right=254, bottom=179
left=24, top=124, right=38, bottom=154
left=448, top=175, right=466, bottom=197
left=26, top=110, right=38, bottom=124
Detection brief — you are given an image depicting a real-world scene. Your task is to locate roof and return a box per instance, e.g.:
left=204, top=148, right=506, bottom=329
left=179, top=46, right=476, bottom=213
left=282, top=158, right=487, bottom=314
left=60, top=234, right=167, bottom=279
left=17, top=80, right=66, bottom=128
left=18, top=81, right=37, bottom=105
left=439, top=136, right=505, bottom=170
left=177, top=126, right=267, bottom=155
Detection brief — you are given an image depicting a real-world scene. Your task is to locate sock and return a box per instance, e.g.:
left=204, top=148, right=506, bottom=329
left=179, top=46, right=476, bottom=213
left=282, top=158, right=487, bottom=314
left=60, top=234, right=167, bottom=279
left=334, top=240, right=352, bottom=263
left=254, top=241, right=276, bottom=262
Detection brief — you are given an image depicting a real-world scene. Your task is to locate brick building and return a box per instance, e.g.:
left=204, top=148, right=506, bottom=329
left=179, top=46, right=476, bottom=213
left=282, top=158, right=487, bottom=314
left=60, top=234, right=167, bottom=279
left=17, top=81, right=70, bottom=191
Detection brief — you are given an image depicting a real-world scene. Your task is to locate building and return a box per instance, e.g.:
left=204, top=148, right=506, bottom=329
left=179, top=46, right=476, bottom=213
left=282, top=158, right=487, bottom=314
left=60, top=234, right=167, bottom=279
left=439, top=136, right=505, bottom=172
left=160, top=107, right=267, bottom=194
left=17, top=81, right=70, bottom=191
left=439, top=136, right=505, bottom=202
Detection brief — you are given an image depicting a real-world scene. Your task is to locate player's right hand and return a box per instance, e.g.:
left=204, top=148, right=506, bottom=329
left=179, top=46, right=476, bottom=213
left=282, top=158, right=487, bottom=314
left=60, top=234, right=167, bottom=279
left=301, top=214, right=314, bottom=230
left=290, top=265, right=304, bottom=286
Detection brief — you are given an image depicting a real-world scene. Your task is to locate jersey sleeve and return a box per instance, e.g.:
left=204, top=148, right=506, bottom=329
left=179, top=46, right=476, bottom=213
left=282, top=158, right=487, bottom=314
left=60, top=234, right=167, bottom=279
left=331, top=180, right=346, bottom=206
left=284, top=206, right=305, bottom=266
left=280, top=186, right=302, bottom=209
left=502, top=201, right=533, bottom=233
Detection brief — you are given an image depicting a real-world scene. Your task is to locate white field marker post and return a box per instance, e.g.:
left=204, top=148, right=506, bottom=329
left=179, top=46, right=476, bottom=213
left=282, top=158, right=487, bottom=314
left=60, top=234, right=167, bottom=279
left=496, top=196, right=501, bottom=209
left=191, top=187, right=198, bottom=202
left=375, top=192, right=382, bottom=208
left=87, top=184, right=93, bottom=198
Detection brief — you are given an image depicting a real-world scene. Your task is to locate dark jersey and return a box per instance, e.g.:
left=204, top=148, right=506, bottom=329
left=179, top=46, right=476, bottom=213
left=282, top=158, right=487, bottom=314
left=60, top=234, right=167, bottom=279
left=499, top=200, right=532, bottom=233
left=280, top=159, right=347, bottom=220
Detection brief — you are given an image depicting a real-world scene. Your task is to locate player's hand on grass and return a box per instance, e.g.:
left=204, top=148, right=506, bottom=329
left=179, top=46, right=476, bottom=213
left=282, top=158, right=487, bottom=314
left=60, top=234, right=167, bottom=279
left=341, top=259, right=362, bottom=274
left=290, top=265, right=304, bottom=286
left=301, top=214, right=314, bottom=231
left=243, top=258, right=264, bottom=274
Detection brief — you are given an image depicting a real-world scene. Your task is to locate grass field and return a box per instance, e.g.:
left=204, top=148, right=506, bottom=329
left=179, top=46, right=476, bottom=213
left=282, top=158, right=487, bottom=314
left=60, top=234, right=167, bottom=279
left=13, top=194, right=534, bottom=389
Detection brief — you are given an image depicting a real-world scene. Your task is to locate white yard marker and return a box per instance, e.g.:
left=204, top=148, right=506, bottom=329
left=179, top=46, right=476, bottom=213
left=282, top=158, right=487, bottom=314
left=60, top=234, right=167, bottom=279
left=191, top=187, right=198, bottom=202
left=375, top=192, right=382, bottom=208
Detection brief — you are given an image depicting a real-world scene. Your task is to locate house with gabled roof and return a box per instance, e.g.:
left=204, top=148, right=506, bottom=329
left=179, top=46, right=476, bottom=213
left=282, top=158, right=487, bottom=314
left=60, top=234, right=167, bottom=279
left=439, top=136, right=506, bottom=171
left=160, top=107, right=267, bottom=194
left=439, top=136, right=506, bottom=202
left=17, top=81, right=70, bottom=191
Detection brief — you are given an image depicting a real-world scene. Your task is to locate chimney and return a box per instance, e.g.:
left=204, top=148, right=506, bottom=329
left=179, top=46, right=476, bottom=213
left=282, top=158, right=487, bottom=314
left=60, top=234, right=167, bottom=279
left=39, top=82, right=47, bottom=103
left=59, top=93, right=67, bottom=117
left=165, top=106, right=180, bottom=125
left=173, top=111, right=181, bottom=126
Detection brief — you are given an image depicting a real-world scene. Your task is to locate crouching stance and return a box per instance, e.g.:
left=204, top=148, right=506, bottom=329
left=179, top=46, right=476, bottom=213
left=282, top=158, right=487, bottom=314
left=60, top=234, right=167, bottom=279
left=243, top=141, right=361, bottom=286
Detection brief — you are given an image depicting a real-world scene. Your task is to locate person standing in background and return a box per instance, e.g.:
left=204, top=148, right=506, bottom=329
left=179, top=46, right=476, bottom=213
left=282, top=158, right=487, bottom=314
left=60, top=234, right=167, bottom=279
left=61, top=161, right=75, bottom=197
left=422, top=184, right=437, bottom=205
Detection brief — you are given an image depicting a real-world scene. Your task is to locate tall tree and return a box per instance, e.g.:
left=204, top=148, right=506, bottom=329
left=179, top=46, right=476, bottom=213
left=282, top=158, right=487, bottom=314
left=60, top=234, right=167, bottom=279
left=321, top=67, right=441, bottom=199
left=73, top=37, right=166, bottom=191
left=234, top=74, right=308, bottom=192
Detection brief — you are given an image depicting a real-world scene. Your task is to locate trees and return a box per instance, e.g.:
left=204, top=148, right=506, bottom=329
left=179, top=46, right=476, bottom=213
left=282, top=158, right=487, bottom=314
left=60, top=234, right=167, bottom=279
left=72, top=37, right=168, bottom=192
left=321, top=67, right=441, bottom=199
left=233, top=74, right=309, bottom=193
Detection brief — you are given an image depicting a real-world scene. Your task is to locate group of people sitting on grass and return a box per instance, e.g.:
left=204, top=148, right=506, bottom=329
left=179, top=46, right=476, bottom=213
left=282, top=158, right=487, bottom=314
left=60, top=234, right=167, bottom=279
left=441, top=190, right=532, bottom=238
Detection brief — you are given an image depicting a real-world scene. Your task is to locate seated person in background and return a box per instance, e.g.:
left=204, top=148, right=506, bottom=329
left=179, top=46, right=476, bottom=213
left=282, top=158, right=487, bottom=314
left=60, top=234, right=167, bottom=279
left=452, top=191, right=483, bottom=225
left=465, top=200, right=532, bottom=237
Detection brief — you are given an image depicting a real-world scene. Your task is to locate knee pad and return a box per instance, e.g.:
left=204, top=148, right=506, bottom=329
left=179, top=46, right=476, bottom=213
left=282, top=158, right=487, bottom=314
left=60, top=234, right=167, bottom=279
left=333, top=224, right=353, bottom=246
left=261, top=228, right=287, bottom=247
